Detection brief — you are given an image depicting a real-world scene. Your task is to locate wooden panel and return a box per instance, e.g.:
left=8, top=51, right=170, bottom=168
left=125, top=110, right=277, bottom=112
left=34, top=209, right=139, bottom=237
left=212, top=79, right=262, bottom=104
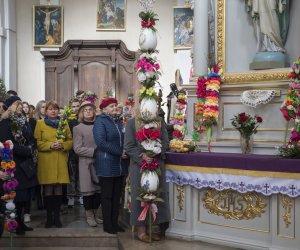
left=57, top=65, right=74, bottom=107
left=79, top=61, right=111, bottom=104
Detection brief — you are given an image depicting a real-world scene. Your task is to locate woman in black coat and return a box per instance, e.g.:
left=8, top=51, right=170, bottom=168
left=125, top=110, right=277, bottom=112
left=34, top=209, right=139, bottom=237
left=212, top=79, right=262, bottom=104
left=0, top=96, right=38, bottom=235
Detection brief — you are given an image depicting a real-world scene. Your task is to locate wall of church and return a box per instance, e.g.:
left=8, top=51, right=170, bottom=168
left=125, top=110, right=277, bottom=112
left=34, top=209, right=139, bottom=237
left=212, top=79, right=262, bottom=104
left=15, top=0, right=178, bottom=106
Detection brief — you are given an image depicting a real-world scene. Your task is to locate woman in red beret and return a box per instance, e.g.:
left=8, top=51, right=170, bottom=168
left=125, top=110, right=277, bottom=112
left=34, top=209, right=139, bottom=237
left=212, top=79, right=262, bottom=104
left=93, top=97, right=128, bottom=234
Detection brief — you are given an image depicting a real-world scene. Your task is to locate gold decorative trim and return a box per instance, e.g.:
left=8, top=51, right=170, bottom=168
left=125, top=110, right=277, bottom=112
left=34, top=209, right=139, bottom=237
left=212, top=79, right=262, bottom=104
left=216, top=0, right=290, bottom=84
left=203, top=189, right=266, bottom=220
left=277, top=195, right=295, bottom=239
left=198, top=192, right=270, bottom=233
left=281, top=194, right=293, bottom=228
left=184, top=83, right=289, bottom=94
left=166, top=164, right=300, bottom=180
left=176, top=185, right=185, bottom=212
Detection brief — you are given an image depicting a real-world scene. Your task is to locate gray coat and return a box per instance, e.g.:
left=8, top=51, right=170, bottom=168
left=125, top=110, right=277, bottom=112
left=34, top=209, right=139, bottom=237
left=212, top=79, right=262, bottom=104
left=124, top=118, right=171, bottom=226
left=73, top=123, right=100, bottom=196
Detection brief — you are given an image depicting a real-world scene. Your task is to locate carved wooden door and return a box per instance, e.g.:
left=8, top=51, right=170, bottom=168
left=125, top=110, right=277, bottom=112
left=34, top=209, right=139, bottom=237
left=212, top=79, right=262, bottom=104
left=42, top=40, right=138, bottom=107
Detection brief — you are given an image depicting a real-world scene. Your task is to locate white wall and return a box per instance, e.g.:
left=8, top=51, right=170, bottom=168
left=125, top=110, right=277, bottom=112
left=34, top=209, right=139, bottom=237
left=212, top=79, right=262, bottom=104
left=16, top=0, right=178, bottom=106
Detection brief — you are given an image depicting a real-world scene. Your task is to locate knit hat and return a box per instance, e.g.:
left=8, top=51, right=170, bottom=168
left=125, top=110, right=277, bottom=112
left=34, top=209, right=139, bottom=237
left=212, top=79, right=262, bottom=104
left=79, top=101, right=96, bottom=113
left=4, top=95, right=21, bottom=109
left=99, top=98, right=118, bottom=110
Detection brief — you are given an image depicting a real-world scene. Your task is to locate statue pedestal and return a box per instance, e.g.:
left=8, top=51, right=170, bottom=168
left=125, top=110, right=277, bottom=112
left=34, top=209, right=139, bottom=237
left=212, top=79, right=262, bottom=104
left=250, top=52, right=289, bottom=70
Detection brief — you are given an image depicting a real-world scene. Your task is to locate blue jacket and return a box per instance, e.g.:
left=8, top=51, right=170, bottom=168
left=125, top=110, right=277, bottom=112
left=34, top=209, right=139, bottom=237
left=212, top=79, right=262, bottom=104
left=93, top=113, right=128, bottom=177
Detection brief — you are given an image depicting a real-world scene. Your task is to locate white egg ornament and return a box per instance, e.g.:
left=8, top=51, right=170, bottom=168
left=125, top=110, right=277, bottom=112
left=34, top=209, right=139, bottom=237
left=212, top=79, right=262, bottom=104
left=140, top=98, right=158, bottom=121
left=141, top=171, right=159, bottom=193
left=139, top=28, right=157, bottom=51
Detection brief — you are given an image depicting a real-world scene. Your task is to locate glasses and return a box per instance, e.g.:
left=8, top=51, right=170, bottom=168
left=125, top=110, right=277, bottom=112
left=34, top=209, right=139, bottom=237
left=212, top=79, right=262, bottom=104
left=83, top=108, right=93, bottom=113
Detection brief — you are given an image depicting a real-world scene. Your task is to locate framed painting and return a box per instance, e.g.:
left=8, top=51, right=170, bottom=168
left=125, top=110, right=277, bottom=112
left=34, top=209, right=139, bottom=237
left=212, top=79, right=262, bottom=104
left=33, top=5, right=63, bottom=47
left=96, top=0, right=126, bottom=31
left=173, top=6, right=194, bottom=50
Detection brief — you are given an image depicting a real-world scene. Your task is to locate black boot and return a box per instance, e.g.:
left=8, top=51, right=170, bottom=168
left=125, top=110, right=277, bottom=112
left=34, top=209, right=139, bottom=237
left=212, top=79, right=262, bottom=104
left=44, top=196, right=54, bottom=228
left=53, top=196, right=62, bottom=228
left=15, top=202, right=25, bottom=235
left=19, top=221, right=33, bottom=231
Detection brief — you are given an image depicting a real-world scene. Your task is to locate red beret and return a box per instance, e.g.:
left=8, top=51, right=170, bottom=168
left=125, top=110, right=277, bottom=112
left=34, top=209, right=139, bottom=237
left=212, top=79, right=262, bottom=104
left=99, top=98, right=118, bottom=109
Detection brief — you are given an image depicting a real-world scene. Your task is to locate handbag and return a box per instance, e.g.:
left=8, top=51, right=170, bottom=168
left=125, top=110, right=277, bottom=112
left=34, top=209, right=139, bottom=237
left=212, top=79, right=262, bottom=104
left=19, top=158, right=36, bottom=179
left=89, top=162, right=99, bottom=185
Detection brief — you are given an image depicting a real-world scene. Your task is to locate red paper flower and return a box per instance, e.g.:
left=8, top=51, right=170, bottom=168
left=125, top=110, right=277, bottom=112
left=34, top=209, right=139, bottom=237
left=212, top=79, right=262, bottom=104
left=239, top=112, right=248, bottom=123
left=172, top=130, right=183, bottom=139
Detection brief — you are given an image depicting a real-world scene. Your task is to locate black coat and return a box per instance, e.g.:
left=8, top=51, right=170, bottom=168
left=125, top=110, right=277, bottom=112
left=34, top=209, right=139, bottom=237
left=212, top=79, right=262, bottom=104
left=0, top=118, right=38, bottom=191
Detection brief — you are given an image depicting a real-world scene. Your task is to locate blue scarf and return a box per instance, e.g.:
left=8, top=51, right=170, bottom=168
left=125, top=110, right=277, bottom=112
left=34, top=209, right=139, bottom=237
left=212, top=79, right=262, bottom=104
left=44, top=116, right=61, bottom=129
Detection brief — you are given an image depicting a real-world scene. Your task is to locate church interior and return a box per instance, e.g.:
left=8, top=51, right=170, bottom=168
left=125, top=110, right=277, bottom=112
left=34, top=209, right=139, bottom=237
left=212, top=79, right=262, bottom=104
left=1, top=0, right=300, bottom=249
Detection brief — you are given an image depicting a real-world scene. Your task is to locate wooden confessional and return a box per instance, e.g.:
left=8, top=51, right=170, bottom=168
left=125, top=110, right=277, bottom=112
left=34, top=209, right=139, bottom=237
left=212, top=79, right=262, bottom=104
left=41, top=40, right=139, bottom=107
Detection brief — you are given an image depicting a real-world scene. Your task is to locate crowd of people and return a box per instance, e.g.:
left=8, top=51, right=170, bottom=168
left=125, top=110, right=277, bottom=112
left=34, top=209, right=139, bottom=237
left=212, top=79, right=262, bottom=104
left=0, top=89, right=170, bottom=242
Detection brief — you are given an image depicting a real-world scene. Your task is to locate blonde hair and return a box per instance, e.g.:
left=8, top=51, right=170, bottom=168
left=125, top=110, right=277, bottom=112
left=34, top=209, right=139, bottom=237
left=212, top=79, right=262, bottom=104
left=34, top=100, right=46, bottom=120
left=78, top=105, right=96, bottom=123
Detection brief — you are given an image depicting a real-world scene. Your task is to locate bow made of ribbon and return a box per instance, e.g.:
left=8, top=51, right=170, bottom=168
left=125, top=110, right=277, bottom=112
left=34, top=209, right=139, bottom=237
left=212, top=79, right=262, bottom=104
left=137, top=202, right=158, bottom=221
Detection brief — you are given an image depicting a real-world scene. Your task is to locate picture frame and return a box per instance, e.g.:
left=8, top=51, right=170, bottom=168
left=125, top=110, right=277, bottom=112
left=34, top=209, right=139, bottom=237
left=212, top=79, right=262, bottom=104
left=96, top=0, right=126, bottom=31
left=173, top=6, right=194, bottom=50
left=216, top=0, right=291, bottom=84
left=33, top=5, right=63, bottom=47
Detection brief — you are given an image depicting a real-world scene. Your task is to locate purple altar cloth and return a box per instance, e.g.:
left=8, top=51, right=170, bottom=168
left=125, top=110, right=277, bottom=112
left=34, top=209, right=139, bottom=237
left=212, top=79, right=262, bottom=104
left=166, top=152, right=300, bottom=173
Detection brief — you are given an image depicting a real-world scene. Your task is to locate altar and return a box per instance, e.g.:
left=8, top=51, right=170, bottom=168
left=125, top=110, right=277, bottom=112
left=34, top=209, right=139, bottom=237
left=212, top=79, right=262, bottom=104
left=165, top=152, right=300, bottom=250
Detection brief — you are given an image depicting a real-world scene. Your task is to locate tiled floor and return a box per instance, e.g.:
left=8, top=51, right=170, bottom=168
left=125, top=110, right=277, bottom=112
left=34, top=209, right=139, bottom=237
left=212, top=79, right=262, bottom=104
left=15, top=204, right=239, bottom=250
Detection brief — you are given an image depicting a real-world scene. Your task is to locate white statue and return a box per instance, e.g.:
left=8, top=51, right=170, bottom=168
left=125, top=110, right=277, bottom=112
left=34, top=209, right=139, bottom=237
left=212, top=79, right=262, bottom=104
left=246, top=0, right=290, bottom=53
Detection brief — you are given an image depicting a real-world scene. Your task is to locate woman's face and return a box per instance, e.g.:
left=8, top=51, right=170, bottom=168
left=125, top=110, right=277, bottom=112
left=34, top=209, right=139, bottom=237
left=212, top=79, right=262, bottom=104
left=40, top=102, right=46, bottom=116
left=83, top=106, right=95, bottom=121
left=16, top=102, right=23, bottom=115
left=103, top=103, right=117, bottom=116
left=46, top=106, right=59, bottom=120
left=0, top=102, right=5, bottom=115
left=23, top=103, right=29, bottom=114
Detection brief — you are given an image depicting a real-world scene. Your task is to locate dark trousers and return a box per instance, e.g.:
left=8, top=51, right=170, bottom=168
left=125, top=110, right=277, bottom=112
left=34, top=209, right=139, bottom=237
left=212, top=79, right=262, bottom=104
left=100, top=176, right=124, bottom=231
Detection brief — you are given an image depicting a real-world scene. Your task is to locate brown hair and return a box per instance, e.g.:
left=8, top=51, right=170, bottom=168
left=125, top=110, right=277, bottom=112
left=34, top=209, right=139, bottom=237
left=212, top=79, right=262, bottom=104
left=46, top=100, right=60, bottom=111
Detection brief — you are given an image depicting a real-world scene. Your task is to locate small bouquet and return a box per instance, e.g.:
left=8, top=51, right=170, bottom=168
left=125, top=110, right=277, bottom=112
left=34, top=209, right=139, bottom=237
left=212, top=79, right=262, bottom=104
left=56, top=106, right=75, bottom=142
left=79, top=91, right=98, bottom=104
left=231, top=112, right=263, bottom=137
left=139, top=10, right=159, bottom=31
left=278, top=57, right=300, bottom=158
left=136, top=54, right=161, bottom=87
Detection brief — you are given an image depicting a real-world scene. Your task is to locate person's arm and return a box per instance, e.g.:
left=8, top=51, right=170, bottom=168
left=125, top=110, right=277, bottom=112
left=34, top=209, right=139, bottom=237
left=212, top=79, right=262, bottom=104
left=34, top=121, right=53, bottom=152
left=73, top=126, right=95, bottom=157
left=124, top=118, right=142, bottom=164
left=93, top=117, right=122, bottom=156
left=61, top=124, right=73, bottom=151
left=160, top=119, right=169, bottom=160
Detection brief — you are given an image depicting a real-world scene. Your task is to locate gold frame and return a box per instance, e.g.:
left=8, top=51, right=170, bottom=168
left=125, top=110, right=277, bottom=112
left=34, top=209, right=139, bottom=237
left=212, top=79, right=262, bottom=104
left=216, top=0, right=290, bottom=84
left=33, top=5, right=63, bottom=48
left=173, top=6, right=193, bottom=50
left=96, top=0, right=126, bottom=31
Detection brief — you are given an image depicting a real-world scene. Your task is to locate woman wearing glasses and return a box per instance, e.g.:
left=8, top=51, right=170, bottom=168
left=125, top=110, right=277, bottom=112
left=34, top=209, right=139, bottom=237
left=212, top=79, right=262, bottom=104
left=73, top=101, right=102, bottom=227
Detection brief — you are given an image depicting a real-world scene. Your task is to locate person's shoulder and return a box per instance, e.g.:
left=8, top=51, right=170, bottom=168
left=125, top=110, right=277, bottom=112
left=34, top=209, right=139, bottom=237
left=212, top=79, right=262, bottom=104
left=73, top=122, right=82, bottom=131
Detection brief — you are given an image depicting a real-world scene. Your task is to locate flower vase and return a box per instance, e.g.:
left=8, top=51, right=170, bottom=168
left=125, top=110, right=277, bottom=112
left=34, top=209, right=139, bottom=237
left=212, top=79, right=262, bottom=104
left=240, top=134, right=253, bottom=154
left=139, top=28, right=157, bottom=51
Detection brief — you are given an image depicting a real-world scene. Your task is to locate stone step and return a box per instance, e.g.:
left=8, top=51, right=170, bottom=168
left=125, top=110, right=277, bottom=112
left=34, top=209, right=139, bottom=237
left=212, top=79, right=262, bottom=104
left=0, top=228, right=118, bottom=248
left=1, top=248, right=118, bottom=250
